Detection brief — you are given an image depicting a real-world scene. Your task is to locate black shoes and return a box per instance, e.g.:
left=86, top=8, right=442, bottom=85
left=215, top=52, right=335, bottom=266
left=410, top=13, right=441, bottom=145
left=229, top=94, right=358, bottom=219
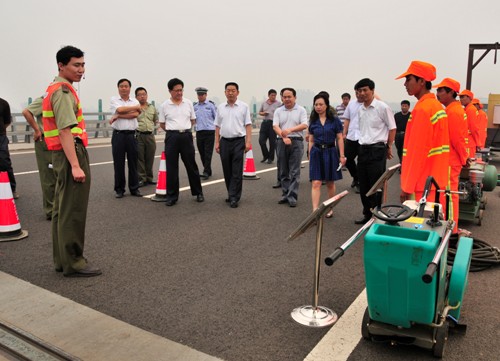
left=230, top=200, right=238, bottom=208
left=131, top=190, right=143, bottom=197
left=200, top=173, right=210, bottom=180
left=260, top=158, right=267, bottom=163
left=165, top=199, right=177, bottom=206
left=138, top=181, right=146, bottom=187
left=115, top=192, right=124, bottom=198
left=267, top=159, right=273, bottom=164
left=278, top=198, right=288, bottom=204
left=289, top=202, right=297, bottom=208
left=197, top=194, right=205, bottom=202
left=272, top=182, right=281, bottom=189
left=147, top=180, right=157, bottom=185
left=63, top=264, right=102, bottom=278
left=354, top=216, right=370, bottom=225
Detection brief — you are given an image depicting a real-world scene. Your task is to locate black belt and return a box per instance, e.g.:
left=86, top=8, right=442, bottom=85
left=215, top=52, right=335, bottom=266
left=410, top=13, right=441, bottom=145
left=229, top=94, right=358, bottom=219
left=360, top=142, right=385, bottom=148
left=221, top=136, right=245, bottom=142
left=279, top=137, right=303, bottom=142
left=167, top=129, right=191, bottom=133
left=137, top=131, right=153, bottom=135
left=262, top=119, right=273, bottom=122
left=314, top=143, right=335, bottom=149
left=113, top=130, right=136, bottom=134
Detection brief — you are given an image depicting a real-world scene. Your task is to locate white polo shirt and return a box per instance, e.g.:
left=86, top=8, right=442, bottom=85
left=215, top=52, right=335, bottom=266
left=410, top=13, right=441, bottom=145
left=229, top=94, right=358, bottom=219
left=110, top=96, right=139, bottom=131
left=273, top=104, right=308, bottom=138
left=215, top=100, right=252, bottom=138
left=358, top=98, right=396, bottom=145
left=343, top=100, right=362, bottom=141
left=158, top=98, right=196, bottom=131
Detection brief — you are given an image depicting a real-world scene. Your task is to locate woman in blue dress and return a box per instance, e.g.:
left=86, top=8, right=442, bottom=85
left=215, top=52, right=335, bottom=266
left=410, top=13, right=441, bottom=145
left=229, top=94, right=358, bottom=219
left=308, top=93, right=346, bottom=217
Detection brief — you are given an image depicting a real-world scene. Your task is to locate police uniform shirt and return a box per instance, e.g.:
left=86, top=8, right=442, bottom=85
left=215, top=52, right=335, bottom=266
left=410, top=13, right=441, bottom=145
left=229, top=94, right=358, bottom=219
left=159, top=98, right=196, bottom=131
left=26, top=96, right=44, bottom=129
left=215, top=100, right=252, bottom=138
left=273, top=103, right=308, bottom=138
left=194, top=100, right=217, bottom=131
left=358, top=98, right=396, bottom=145
left=137, top=103, right=158, bottom=133
left=49, top=76, right=80, bottom=131
left=110, top=96, right=139, bottom=131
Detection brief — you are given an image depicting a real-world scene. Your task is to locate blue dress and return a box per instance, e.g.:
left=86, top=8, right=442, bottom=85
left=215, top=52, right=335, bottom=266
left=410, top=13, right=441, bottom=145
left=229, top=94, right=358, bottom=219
left=309, top=117, right=343, bottom=181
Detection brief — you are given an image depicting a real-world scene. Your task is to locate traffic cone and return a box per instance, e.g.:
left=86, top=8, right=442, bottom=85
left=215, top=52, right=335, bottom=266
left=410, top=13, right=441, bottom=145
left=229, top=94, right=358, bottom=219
left=0, top=172, right=28, bottom=242
left=243, top=145, right=260, bottom=180
left=151, top=151, right=167, bottom=202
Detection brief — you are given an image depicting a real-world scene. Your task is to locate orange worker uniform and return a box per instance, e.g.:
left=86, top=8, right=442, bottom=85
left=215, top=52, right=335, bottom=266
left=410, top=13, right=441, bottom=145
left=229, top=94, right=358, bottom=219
left=459, top=90, right=479, bottom=157
left=472, top=99, right=488, bottom=148
left=434, top=78, right=468, bottom=233
left=401, top=93, right=450, bottom=206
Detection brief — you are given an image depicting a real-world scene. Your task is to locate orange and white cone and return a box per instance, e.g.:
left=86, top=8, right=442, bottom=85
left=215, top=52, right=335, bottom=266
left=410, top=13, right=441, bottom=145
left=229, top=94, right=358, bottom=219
left=151, top=151, right=167, bottom=202
left=243, top=145, right=260, bottom=180
left=0, top=172, right=28, bottom=242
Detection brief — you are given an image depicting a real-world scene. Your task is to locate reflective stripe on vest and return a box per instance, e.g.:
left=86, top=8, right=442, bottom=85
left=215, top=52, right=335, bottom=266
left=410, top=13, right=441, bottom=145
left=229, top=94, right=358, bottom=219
left=42, top=82, right=88, bottom=150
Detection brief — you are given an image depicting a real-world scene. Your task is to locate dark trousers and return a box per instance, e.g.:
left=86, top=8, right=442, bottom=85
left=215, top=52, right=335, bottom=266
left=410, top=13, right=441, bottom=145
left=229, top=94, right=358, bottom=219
left=0, top=135, right=16, bottom=192
left=51, top=143, right=91, bottom=275
left=277, top=138, right=304, bottom=203
left=259, top=120, right=276, bottom=161
left=220, top=137, right=245, bottom=202
left=196, top=130, right=215, bottom=176
left=112, top=131, right=139, bottom=194
left=357, top=143, right=386, bottom=217
left=137, top=133, right=156, bottom=183
left=164, top=132, right=202, bottom=201
left=395, top=131, right=405, bottom=164
left=35, top=137, right=56, bottom=218
left=344, top=138, right=359, bottom=183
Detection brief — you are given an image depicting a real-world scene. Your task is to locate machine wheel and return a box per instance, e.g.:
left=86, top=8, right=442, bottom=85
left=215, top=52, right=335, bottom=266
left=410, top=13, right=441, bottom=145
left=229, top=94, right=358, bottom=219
left=361, top=307, right=372, bottom=340
left=433, top=321, right=449, bottom=358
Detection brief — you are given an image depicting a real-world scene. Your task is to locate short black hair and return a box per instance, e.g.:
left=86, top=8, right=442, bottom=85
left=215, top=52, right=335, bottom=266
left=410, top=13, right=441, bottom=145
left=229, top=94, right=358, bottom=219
left=341, top=93, right=351, bottom=99
left=409, top=75, right=432, bottom=90
left=56, top=46, right=84, bottom=66
left=437, top=87, right=457, bottom=99
left=281, top=87, right=296, bottom=97
left=268, top=89, right=277, bottom=96
left=401, top=100, right=410, bottom=106
left=168, top=78, right=184, bottom=91
left=135, top=87, right=147, bottom=96
left=117, top=78, right=131, bottom=87
left=354, top=78, right=375, bottom=90
left=225, top=82, right=239, bottom=91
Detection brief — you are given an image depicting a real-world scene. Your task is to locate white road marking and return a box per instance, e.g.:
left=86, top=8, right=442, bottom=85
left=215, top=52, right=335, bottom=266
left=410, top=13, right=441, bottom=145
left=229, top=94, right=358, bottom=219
left=304, top=289, right=367, bottom=361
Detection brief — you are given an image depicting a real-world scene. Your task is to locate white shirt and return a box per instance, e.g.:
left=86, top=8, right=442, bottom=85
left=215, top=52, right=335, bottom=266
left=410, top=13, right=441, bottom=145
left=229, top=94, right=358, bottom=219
left=110, top=96, right=139, bottom=131
left=215, top=100, right=252, bottom=138
left=343, top=100, right=362, bottom=141
left=158, top=98, right=196, bottom=131
left=273, top=104, right=308, bottom=138
left=358, top=98, right=396, bottom=145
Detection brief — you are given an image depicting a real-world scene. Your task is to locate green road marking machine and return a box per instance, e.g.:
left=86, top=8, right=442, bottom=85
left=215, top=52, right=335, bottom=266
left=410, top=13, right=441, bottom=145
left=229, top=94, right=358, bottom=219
left=325, top=167, right=473, bottom=358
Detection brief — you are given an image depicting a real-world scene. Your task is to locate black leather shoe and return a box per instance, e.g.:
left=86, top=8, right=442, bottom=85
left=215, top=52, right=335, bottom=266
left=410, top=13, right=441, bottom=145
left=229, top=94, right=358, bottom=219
left=225, top=198, right=230, bottom=203
left=289, top=202, right=297, bottom=208
left=138, top=181, right=146, bottom=187
left=355, top=185, right=360, bottom=194
left=230, top=200, right=238, bottom=208
left=165, top=199, right=176, bottom=206
left=272, top=182, right=281, bottom=189
left=351, top=180, right=357, bottom=188
left=131, top=190, right=143, bottom=197
left=64, top=264, right=102, bottom=278
left=147, top=180, right=157, bottom=185
left=267, top=159, right=273, bottom=164
left=278, top=198, right=288, bottom=204
left=200, top=174, right=208, bottom=180
left=115, top=192, right=124, bottom=198
left=354, top=216, right=370, bottom=225
left=197, top=194, right=204, bottom=202
left=260, top=158, right=267, bottom=163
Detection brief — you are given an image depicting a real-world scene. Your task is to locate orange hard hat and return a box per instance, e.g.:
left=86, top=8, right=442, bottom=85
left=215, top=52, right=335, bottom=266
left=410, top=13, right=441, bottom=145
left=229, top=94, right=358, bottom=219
left=472, top=98, right=483, bottom=108
left=433, top=78, right=460, bottom=93
left=396, top=61, right=436, bottom=81
left=458, top=89, right=474, bottom=99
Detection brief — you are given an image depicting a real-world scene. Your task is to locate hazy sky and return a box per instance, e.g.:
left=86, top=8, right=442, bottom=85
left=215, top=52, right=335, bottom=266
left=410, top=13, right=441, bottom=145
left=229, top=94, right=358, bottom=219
left=1, top=0, right=499, bottom=112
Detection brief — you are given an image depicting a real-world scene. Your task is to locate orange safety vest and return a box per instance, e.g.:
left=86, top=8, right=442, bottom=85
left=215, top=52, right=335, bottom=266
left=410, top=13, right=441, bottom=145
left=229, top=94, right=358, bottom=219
left=477, top=109, right=488, bottom=148
left=401, top=93, right=450, bottom=193
left=464, top=103, right=478, bottom=155
left=446, top=101, right=468, bottom=168
left=42, top=82, right=88, bottom=151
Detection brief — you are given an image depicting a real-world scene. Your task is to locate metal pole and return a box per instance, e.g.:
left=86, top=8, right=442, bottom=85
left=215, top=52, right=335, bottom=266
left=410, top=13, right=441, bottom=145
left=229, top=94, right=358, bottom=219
left=312, top=216, right=324, bottom=309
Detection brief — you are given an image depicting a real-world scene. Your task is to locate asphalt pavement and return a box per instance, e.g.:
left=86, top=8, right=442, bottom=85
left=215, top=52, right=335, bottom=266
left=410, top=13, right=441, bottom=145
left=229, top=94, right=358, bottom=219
left=1, top=133, right=499, bottom=361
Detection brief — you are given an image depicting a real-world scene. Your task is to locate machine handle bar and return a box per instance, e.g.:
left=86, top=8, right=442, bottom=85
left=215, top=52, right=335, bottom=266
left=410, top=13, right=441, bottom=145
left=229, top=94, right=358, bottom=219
left=422, top=228, right=453, bottom=283
left=325, top=218, right=375, bottom=266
